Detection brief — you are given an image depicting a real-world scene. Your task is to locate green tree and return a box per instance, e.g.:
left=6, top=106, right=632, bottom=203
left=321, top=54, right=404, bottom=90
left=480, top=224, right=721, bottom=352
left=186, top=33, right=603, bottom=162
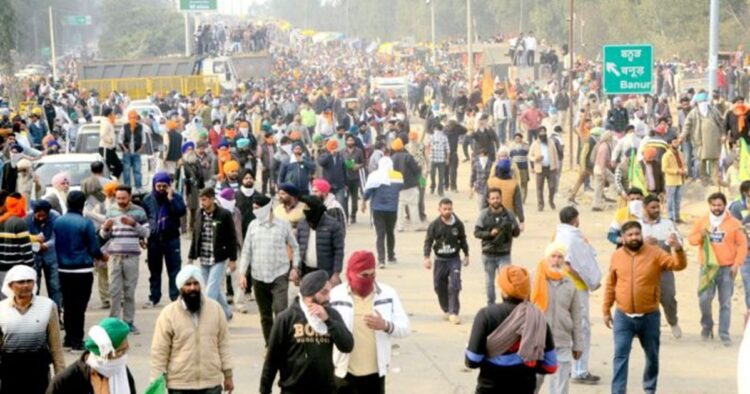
left=0, top=0, right=17, bottom=73
left=99, top=0, right=183, bottom=59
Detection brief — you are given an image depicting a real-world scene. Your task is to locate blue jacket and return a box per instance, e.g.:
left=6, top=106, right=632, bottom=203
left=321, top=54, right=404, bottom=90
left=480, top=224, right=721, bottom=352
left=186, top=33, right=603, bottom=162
left=142, top=192, right=187, bottom=241
left=26, top=211, right=58, bottom=264
left=28, top=121, right=48, bottom=146
left=54, top=211, right=103, bottom=270
left=296, top=214, right=344, bottom=275
left=278, top=155, right=315, bottom=194
left=364, top=183, right=402, bottom=213
left=317, top=151, right=347, bottom=190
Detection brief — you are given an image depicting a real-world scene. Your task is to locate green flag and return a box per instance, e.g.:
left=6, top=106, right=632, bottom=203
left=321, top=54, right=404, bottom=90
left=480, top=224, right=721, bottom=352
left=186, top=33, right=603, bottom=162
left=698, top=236, right=721, bottom=295
left=143, top=374, right=167, bottom=394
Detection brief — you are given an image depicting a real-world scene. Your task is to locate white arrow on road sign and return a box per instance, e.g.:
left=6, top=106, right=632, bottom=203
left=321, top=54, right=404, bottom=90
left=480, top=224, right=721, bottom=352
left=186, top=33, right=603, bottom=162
left=606, top=62, right=621, bottom=77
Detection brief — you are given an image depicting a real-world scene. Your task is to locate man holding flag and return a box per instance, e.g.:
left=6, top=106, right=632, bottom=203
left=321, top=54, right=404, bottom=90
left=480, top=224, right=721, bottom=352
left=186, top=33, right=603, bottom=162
left=688, top=192, right=747, bottom=346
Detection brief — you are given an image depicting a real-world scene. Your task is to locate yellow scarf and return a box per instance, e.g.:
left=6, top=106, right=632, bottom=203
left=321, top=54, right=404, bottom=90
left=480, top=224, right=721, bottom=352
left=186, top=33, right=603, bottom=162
left=530, top=259, right=564, bottom=312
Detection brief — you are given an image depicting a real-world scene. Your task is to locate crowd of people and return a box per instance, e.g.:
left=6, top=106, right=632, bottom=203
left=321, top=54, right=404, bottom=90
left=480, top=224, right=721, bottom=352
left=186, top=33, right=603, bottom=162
left=3, top=14, right=750, bottom=394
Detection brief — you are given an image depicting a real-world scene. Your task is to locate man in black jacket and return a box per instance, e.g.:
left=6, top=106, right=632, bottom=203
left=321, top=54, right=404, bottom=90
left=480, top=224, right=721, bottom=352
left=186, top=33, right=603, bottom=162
left=296, top=196, right=344, bottom=286
left=445, top=120, right=467, bottom=192
left=391, top=138, right=425, bottom=232
left=188, top=187, right=237, bottom=320
left=423, top=198, right=469, bottom=325
left=260, top=271, right=354, bottom=394
left=474, top=188, right=521, bottom=305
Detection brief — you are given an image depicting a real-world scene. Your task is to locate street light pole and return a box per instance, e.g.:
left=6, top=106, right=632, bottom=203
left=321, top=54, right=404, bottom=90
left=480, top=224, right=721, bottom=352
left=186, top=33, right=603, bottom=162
left=184, top=12, right=190, bottom=56
left=708, top=0, right=719, bottom=93
left=48, top=6, right=58, bottom=81
left=467, top=0, right=472, bottom=89
left=567, top=0, right=574, bottom=169
left=430, top=0, right=436, bottom=66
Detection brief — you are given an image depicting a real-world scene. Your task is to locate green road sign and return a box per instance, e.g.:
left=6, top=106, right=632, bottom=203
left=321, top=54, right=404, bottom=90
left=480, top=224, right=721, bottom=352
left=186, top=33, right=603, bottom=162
left=602, top=44, right=653, bottom=95
left=63, top=15, right=92, bottom=26
left=180, top=0, right=217, bottom=11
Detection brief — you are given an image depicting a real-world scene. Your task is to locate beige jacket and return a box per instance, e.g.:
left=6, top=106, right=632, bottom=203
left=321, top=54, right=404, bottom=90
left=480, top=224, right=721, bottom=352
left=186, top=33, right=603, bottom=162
left=528, top=139, right=560, bottom=173
left=99, top=121, right=116, bottom=149
left=150, top=297, right=233, bottom=390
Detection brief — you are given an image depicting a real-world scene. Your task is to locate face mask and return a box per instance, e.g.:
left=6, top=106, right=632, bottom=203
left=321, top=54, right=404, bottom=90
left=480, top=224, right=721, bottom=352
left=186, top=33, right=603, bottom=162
left=240, top=127, right=249, bottom=134
left=213, top=125, right=221, bottom=132
left=348, top=273, right=375, bottom=296
left=628, top=200, right=643, bottom=219
left=253, top=203, right=272, bottom=222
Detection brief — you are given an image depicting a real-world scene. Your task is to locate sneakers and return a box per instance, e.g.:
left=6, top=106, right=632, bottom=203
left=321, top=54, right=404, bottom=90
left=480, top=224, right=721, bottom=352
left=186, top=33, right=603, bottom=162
left=448, top=314, right=461, bottom=325
left=722, top=338, right=733, bottom=347
left=100, top=302, right=111, bottom=310
left=670, top=324, right=682, bottom=339
left=701, top=329, right=714, bottom=341
left=142, top=300, right=159, bottom=309
left=443, top=313, right=450, bottom=321
left=387, top=258, right=398, bottom=264
left=571, top=372, right=600, bottom=385
left=378, top=262, right=386, bottom=269
left=128, top=323, right=141, bottom=335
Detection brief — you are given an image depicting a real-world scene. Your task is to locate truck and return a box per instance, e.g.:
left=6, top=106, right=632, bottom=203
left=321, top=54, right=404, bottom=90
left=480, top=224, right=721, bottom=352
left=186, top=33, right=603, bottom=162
left=78, top=52, right=273, bottom=99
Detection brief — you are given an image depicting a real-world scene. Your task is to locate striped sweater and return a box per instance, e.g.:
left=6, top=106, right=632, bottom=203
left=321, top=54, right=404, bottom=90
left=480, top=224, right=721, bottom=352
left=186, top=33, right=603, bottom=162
left=99, top=204, right=150, bottom=255
left=0, top=295, right=65, bottom=373
left=0, top=216, right=34, bottom=271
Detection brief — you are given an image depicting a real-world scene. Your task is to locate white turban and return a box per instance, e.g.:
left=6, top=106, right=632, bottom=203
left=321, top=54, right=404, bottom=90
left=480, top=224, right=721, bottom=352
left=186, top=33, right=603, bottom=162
left=176, top=265, right=204, bottom=289
left=2, top=265, right=37, bottom=298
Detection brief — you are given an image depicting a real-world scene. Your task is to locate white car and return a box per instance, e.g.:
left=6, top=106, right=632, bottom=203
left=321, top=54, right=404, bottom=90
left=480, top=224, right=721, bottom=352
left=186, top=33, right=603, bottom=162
left=32, top=153, right=110, bottom=199
left=72, top=122, right=157, bottom=195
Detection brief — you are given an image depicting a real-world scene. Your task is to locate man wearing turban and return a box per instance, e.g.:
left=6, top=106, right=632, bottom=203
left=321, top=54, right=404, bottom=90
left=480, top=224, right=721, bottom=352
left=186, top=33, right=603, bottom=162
left=465, top=265, right=558, bottom=393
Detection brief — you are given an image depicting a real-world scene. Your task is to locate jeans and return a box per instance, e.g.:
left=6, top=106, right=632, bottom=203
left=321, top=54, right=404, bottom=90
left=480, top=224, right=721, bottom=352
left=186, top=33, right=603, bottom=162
left=682, top=140, right=696, bottom=179
left=572, top=290, right=591, bottom=378
left=201, top=261, right=232, bottom=319
left=742, top=257, right=750, bottom=310
left=463, top=135, right=473, bottom=159
left=59, top=272, right=94, bottom=347
left=527, top=128, right=540, bottom=142
left=496, top=119, right=508, bottom=145
left=373, top=211, right=397, bottom=263
left=34, top=253, right=61, bottom=308
left=147, top=236, right=182, bottom=304
left=122, top=152, right=142, bottom=189
left=346, top=180, right=360, bottom=220
left=482, top=254, right=511, bottom=304
left=253, top=275, right=289, bottom=345
left=665, top=185, right=682, bottom=221
left=430, top=162, right=447, bottom=195
left=335, top=373, right=385, bottom=394
left=433, top=257, right=462, bottom=315
left=612, top=309, right=660, bottom=394
left=699, top=265, right=734, bottom=341
left=535, top=167, right=557, bottom=208
left=660, top=270, right=678, bottom=326
left=333, top=187, right=347, bottom=216
left=109, top=255, right=140, bottom=324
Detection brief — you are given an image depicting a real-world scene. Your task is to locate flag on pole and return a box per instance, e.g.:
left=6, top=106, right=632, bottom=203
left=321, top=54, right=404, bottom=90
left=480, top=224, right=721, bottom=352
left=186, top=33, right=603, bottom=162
left=739, top=139, right=750, bottom=182
left=143, top=374, right=167, bottom=394
left=628, top=150, right=648, bottom=195
left=698, top=236, right=721, bottom=295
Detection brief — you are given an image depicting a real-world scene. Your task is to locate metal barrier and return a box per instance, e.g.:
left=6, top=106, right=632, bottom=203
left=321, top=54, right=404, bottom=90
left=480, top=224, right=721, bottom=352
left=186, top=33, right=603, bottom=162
left=79, top=76, right=220, bottom=99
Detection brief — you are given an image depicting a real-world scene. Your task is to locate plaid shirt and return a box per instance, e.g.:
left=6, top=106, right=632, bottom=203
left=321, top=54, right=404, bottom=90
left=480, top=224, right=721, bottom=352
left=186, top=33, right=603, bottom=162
left=199, top=210, right=215, bottom=266
left=239, top=217, right=300, bottom=283
left=407, top=141, right=427, bottom=172
left=429, top=131, right=450, bottom=163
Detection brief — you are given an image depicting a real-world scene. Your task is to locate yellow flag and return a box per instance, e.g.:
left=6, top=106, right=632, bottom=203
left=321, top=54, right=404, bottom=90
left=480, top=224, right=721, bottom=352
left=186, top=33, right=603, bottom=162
left=739, top=139, right=750, bottom=182
left=481, top=68, right=494, bottom=105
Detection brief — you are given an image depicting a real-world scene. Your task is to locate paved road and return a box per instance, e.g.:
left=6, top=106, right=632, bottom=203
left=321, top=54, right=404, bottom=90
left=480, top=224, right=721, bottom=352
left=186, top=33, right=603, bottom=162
left=58, top=154, right=744, bottom=394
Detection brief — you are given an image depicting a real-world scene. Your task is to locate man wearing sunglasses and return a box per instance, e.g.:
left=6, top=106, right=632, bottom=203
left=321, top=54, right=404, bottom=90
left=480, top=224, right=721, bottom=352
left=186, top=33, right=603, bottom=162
left=330, top=251, right=410, bottom=394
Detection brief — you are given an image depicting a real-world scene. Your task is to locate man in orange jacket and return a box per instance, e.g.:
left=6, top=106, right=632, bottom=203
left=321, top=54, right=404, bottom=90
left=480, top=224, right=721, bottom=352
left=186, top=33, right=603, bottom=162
left=688, top=192, right=748, bottom=346
left=603, top=220, right=686, bottom=394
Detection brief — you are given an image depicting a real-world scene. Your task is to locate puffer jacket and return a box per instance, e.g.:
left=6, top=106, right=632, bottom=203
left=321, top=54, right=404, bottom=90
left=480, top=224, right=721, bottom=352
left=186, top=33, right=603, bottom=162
left=296, top=213, right=344, bottom=275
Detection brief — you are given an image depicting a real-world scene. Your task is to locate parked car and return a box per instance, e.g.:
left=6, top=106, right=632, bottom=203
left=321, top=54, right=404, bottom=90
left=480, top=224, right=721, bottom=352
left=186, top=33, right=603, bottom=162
left=32, top=153, right=110, bottom=199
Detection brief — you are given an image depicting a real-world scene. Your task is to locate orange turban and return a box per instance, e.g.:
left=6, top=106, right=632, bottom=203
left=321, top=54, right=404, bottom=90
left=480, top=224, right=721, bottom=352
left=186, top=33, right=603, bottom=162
left=391, top=138, right=404, bottom=151
left=643, top=147, right=657, bottom=161
left=166, top=119, right=178, bottom=131
left=225, top=128, right=237, bottom=139
left=0, top=194, right=27, bottom=223
left=223, top=160, right=240, bottom=174
left=289, top=131, right=301, bottom=141
left=325, top=139, right=338, bottom=152
left=497, top=265, right=530, bottom=300
left=103, top=181, right=119, bottom=198
left=127, top=110, right=138, bottom=120
left=408, top=131, right=418, bottom=141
